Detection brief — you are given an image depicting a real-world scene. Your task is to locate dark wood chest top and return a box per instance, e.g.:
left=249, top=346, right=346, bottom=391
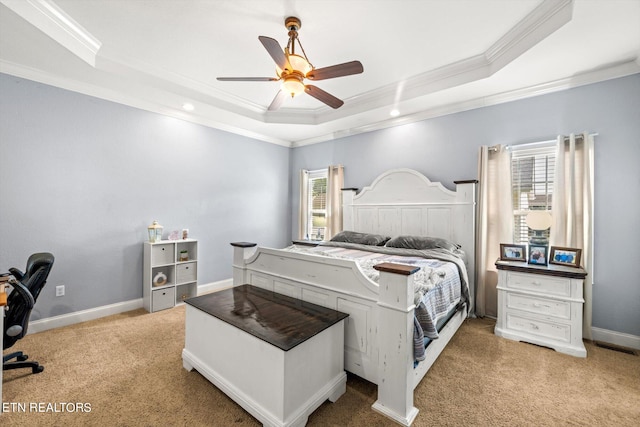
left=185, top=284, right=348, bottom=351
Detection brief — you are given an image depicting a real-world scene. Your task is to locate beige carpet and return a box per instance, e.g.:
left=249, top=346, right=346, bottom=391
left=2, top=306, right=639, bottom=426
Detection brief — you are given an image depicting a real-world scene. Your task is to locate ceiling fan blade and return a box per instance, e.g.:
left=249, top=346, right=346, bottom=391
left=217, top=77, right=279, bottom=81
left=304, top=85, right=344, bottom=109
left=259, top=36, right=291, bottom=70
left=306, top=61, right=364, bottom=81
left=267, top=90, right=287, bottom=111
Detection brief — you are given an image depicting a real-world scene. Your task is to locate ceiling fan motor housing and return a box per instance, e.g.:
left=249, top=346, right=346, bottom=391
left=285, top=16, right=301, bottom=31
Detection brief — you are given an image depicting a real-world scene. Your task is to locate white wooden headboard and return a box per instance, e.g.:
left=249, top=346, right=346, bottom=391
left=342, top=168, right=477, bottom=311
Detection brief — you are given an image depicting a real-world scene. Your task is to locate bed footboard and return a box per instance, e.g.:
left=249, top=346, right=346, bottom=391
left=231, top=241, right=380, bottom=382
left=232, top=243, right=425, bottom=425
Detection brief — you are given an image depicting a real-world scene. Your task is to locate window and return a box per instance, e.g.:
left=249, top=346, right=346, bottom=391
left=511, top=144, right=556, bottom=245
left=306, top=169, right=328, bottom=240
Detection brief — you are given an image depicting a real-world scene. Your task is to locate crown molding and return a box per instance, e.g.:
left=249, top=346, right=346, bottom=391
left=4, top=58, right=637, bottom=149
left=314, top=0, right=574, bottom=125
left=291, top=60, right=640, bottom=148
left=1, top=0, right=101, bottom=66
left=485, top=0, right=574, bottom=71
left=0, top=59, right=292, bottom=147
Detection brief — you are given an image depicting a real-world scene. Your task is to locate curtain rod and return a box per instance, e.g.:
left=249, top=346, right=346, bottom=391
left=488, top=132, right=598, bottom=152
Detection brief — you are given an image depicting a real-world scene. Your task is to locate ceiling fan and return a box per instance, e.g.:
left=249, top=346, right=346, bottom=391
left=217, top=16, right=364, bottom=110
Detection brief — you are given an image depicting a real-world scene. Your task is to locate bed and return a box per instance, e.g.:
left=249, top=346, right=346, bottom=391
left=231, top=168, right=476, bottom=426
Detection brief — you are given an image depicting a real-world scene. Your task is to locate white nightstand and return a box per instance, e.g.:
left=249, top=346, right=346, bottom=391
left=494, top=260, right=587, bottom=358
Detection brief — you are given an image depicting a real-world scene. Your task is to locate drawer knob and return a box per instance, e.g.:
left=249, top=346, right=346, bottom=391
left=530, top=323, right=539, bottom=330
left=532, top=281, right=542, bottom=286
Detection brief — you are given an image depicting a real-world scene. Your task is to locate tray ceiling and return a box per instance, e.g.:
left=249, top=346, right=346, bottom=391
left=1, top=0, right=638, bottom=147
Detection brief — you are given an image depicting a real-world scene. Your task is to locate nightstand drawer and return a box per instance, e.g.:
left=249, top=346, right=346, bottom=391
left=506, top=312, right=571, bottom=343
left=506, top=272, right=571, bottom=297
left=506, top=293, right=571, bottom=320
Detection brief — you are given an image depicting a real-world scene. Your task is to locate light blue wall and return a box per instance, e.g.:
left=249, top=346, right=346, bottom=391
left=2, top=73, right=638, bottom=337
left=291, top=74, right=640, bottom=336
left=0, top=74, right=290, bottom=320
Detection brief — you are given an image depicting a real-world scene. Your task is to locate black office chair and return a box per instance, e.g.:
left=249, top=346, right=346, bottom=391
left=3, top=252, right=55, bottom=374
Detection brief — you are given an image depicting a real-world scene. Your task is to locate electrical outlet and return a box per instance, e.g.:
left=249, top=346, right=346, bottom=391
left=55, top=285, right=65, bottom=297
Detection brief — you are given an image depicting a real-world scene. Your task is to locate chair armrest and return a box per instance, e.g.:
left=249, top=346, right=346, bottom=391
left=9, top=279, right=35, bottom=310
left=8, top=267, right=25, bottom=281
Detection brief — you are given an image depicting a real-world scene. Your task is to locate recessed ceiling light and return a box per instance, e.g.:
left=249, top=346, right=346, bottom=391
left=390, top=109, right=400, bottom=117
left=182, top=103, right=195, bottom=111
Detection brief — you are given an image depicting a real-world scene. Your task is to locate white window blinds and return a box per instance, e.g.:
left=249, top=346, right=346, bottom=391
left=511, top=144, right=556, bottom=245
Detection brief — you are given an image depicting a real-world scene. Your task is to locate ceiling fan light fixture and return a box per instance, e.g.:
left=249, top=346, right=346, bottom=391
left=288, top=54, right=312, bottom=75
left=282, top=76, right=305, bottom=97
left=276, top=54, right=311, bottom=77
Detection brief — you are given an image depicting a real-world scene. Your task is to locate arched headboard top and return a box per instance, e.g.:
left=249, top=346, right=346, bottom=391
left=354, top=168, right=463, bottom=205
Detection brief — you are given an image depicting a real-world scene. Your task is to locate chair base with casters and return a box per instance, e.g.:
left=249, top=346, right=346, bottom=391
left=3, top=351, right=44, bottom=374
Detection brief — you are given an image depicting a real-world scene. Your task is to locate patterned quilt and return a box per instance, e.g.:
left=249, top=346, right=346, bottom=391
left=284, top=241, right=469, bottom=361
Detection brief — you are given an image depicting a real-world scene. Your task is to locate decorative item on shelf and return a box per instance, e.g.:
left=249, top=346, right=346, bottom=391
left=169, top=230, right=180, bottom=240
left=147, top=220, right=164, bottom=243
left=499, top=243, right=527, bottom=262
left=526, top=210, right=552, bottom=245
left=528, top=244, right=548, bottom=266
left=182, top=229, right=189, bottom=239
left=550, top=246, right=582, bottom=267
left=153, top=271, right=167, bottom=287
left=179, top=250, right=189, bottom=262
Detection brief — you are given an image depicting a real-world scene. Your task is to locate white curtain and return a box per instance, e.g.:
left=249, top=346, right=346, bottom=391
left=550, top=133, right=594, bottom=339
left=298, top=169, right=309, bottom=239
left=326, top=165, right=344, bottom=240
left=476, top=145, right=513, bottom=317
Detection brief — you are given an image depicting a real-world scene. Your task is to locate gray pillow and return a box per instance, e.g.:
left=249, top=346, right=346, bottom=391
left=330, top=231, right=390, bottom=246
left=385, top=235, right=460, bottom=252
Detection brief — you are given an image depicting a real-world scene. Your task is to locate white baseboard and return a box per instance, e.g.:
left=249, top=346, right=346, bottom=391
left=198, top=278, right=233, bottom=295
left=590, top=327, right=640, bottom=350
left=29, top=298, right=144, bottom=334
left=28, top=278, right=234, bottom=335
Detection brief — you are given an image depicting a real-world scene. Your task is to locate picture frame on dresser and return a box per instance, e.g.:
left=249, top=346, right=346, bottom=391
left=500, top=243, right=527, bottom=261
left=528, top=244, right=548, bottom=266
left=549, top=246, right=582, bottom=267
